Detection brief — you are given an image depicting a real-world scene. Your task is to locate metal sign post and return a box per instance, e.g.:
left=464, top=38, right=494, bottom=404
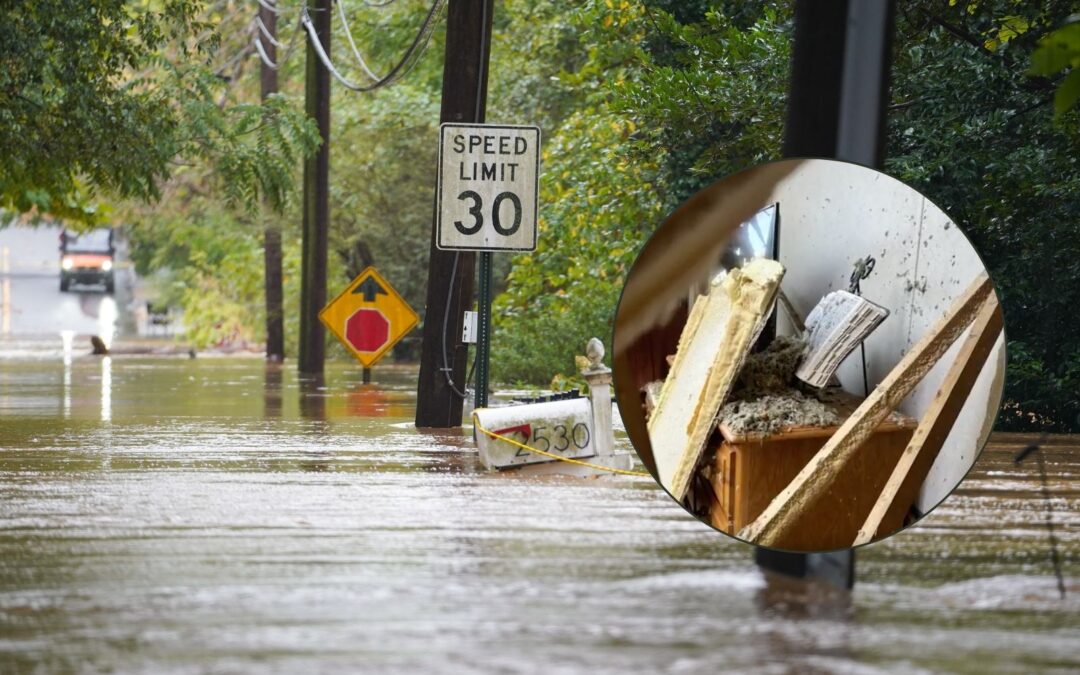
left=435, top=122, right=541, bottom=411
left=476, top=252, right=492, bottom=409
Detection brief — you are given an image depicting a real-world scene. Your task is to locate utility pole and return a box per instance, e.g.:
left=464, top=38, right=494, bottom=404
left=756, top=0, right=896, bottom=590
left=299, top=0, right=332, bottom=375
left=259, top=3, right=285, bottom=362
left=415, top=0, right=495, bottom=428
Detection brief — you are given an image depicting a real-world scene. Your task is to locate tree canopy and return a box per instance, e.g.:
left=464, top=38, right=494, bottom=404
left=0, top=0, right=318, bottom=224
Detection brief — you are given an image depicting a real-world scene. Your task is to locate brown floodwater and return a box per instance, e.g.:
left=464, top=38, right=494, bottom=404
left=1, top=338, right=1077, bottom=673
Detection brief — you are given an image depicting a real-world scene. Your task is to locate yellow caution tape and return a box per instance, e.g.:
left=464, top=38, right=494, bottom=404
left=471, top=413, right=651, bottom=477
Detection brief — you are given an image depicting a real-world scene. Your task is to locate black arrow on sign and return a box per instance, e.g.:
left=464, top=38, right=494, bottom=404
left=353, top=276, right=388, bottom=302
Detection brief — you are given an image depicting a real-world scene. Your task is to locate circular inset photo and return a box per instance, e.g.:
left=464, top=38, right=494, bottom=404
left=612, top=158, right=1006, bottom=552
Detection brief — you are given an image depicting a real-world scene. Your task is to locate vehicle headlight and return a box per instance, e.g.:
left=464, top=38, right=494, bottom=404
left=61, top=257, right=74, bottom=270
left=101, top=260, right=113, bottom=272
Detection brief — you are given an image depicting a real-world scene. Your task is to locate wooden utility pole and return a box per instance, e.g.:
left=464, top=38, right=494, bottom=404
left=259, top=4, right=285, bottom=362
left=415, top=0, right=495, bottom=428
left=299, top=0, right=332, bottom=375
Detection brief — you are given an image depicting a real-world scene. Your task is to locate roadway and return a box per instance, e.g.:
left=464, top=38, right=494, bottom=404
left=0, top=223, right=139, bottom=351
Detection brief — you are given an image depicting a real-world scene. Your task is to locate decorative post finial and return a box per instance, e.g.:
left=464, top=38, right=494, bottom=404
left=585, top=337, right=605, bottom=370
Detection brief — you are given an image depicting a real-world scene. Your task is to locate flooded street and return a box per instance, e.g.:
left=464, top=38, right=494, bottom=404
left=1, top=345, right=1078, bottom=673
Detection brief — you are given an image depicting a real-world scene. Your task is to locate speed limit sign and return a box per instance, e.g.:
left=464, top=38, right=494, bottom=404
left=436, top=123, right=540, bottom=251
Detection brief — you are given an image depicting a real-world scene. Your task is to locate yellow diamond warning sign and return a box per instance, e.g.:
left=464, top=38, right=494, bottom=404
left=319, top=267, right=419, bottom=367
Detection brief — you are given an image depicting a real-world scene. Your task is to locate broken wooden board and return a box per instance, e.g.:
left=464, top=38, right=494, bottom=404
left=738, top=272, right=994, bottom=549
left=648, top=258, right=785, bottom=501
left=853, top=292, right=1003, bottom=545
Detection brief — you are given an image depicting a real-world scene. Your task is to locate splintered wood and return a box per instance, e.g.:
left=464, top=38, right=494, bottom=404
left=648, top=258, right=784, bottom=501
left=739, top=273, right=994, bottom=548
left=853, top=292, right=1003, bottom=545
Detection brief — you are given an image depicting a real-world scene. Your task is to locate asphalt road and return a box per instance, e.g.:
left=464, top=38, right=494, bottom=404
left=0, top=223, right=137, bottom=344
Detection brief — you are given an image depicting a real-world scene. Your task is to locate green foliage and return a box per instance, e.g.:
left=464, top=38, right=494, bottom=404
left=490, top=1, right=791, bottom=384
left=495, top=0, right=1080, bottom=432
left=491, top=111, right=663, bottom=383
left=329, top=57, right=443, bottom=314
left=177, top=81, right=322, bottom=212
left=126, top=199, right=279, bottom=348
left=0, top=0, right=201, bottom=221
left=1029, top=21, right=1080, bottom=114
left=888, top=1, right=1080, bottom=430
left=0, top=1, right=319, bottom=225
left=606, top=3, right=790, bottom=208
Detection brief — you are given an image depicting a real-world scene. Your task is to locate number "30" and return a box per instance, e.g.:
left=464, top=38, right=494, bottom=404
left=454, top=190, right=522, bottom=236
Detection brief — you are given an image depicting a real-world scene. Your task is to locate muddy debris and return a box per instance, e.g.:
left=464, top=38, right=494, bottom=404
left=719, top=335, right=841, bottom=435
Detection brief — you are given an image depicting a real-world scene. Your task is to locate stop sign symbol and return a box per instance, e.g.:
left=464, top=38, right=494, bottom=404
left=345, top=308, right=389, bottom=353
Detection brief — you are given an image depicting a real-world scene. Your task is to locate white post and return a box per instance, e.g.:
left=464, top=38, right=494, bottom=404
left=581, top=337, right=614, bottom=458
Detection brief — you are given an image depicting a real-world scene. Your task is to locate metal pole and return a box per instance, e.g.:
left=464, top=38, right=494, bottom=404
left=415, top=0, right=495, bottom=428
left=259, top=4, right=285, bottom=363
left=757, top=0, right=895, bottom=591
left=475, top=251, right=492, bottom=409
left=299, top=0, right=331, bottom=375
left=837, top=0, right=895, bottom=167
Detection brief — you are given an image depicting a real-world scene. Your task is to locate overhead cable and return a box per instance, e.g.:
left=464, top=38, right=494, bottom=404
left=255, top=0, right=286, bottom=14
left=256, top=15, right=285, bottom=47
left=337, top=0, right=386, bottom=82
left=253, top=10, right=305, bottom=71
left=300, top=0, right=445, bottom=92
left=254, top=36, right=279, bottom=69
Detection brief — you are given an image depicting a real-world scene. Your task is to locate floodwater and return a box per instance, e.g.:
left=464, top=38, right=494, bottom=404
left=1, top=340, right=1078, bottom=673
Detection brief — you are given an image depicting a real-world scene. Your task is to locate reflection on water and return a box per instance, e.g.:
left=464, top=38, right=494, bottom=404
left=263, top=363, right=283, bottom=418
left=1, top=246, right=9, bottom=335
left=100, top=355, right=111, bottom=423
left=96, top=295, right=117, bottom=349
left=0, top=355, right=1076, bottom=673
left=298, top=372, right=327, bottom=422
left=61, top=330, right=74, bottom=418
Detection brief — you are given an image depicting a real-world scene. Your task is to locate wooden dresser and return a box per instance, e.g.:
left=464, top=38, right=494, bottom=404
left=708, top=391, right=916, bottom=551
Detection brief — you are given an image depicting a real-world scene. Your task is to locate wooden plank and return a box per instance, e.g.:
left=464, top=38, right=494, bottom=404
left=853, top=293, right=1003, bottom=545
left=738, top=272, right=993, bottom=548
left=648, top=259, right=784, bottom=501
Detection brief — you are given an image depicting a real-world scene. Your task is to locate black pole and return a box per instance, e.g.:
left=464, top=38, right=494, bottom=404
left=299, top=0, right=331, bottom=375
left=415, top=0, right=495, bottom=428
left=757, top=0, right=895, bottom=591
left=836, top=0, right=895, bottom=167
left=260, top=4, right=285, bottom=363
left=475, top=251, right=492, bottom=410
left=781, top=0, right=849, bottom=158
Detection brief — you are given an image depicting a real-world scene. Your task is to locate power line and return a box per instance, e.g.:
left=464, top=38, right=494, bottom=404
left=337, top=0, right=388, bottom=82
left=256, top=15, right=285, bottom=48
left=253, top=9, right=305, bottom=71
left=254, top=36, right=279, bottom=69
left=300, top=0, right=445, bottom=92
left=255, top=0, right=287, bottom=14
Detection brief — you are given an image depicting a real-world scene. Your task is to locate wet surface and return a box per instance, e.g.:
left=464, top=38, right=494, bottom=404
left=0, top=351, right=1077, bottom=673
left=0, top=224, right=137, bottom=344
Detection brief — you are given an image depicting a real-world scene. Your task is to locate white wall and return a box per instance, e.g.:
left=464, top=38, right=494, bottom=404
left=771, top=159, right=1005, bottom=513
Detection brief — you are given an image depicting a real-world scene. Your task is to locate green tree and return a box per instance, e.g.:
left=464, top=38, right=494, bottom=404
left=491, top=1, right=791, bottom=384
left=887, top=1, right=1080, bottom=430
left=0, top=0, right=318, bottom=224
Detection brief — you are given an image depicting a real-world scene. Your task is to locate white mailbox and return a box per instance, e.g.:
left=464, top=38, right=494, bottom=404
left=474, top=398, right=594, bottom=469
